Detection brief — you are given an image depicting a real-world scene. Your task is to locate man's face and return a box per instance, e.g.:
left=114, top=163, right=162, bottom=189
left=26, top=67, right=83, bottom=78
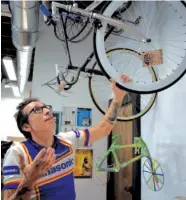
left=23, top=101, right=55, bottom=134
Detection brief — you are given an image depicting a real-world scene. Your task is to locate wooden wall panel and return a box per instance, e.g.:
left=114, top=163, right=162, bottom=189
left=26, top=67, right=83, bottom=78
left=112, top=105, right=133, bottom=200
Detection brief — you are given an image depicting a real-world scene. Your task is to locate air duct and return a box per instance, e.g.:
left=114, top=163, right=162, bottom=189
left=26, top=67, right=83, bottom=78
left=10, top=0, right=40, bottom=93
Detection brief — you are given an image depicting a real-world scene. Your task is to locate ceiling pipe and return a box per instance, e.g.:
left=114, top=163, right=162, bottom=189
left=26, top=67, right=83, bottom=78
left=10, top=0, right=40, bottom=93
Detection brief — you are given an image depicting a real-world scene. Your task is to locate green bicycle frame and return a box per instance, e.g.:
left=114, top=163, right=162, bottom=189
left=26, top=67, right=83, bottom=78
left=96, top=134, right=151, bottom=172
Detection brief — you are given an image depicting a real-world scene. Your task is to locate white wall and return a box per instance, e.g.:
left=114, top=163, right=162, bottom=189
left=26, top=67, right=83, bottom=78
left=0, top=82, right=32, bottom=141
left=32, top=18, right=108, bottom=200
left=139, top=1, right=186, bottom=199
left=141, top=74, right=186, bottom=200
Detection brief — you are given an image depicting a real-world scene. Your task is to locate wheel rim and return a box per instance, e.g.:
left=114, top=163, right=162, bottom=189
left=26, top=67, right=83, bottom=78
left=143, top=158, right=164, bottom=191
left=95, top=1, right=186, bottom=93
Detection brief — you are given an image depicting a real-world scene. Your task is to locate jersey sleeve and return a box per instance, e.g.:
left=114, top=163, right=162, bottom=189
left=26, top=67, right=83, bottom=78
left=58, top=129, right=90, bottom=150
left=2, top=145, right=23, bottom=190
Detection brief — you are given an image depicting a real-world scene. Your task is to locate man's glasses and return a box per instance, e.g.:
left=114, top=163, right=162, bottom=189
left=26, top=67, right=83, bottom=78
left=27, top=105, right=53, bottom=117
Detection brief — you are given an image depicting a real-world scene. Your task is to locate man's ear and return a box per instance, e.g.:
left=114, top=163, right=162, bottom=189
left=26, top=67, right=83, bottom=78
left=22, top=123, right=31, bottom=132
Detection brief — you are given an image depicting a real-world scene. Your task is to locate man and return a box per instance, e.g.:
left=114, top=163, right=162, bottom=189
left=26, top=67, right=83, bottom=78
left=2, top=76, right=130, bottom=200
left=81, top=157, right=92, bottom=176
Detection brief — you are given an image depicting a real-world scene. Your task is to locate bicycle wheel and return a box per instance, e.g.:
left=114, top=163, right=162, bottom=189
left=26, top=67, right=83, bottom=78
left=143, top=158, right=164, bottom=191
left=89, top=48, right=157, bottom=121
left=65, top=12, right=92, bottom=43
left=52, top=1, right=92, bottom=43
left=94, top=1, right=186, bottom=94
left=58, top=1, right=110, bottom=43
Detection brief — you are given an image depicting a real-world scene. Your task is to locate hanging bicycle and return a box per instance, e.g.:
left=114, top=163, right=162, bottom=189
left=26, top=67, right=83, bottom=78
left=41, top=1, right=186, bottom=94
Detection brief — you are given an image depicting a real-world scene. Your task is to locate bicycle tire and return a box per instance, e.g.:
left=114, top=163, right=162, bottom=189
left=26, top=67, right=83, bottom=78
left=88, top=48, right=157, bottom=121
left=65, top=13, right=91, bottom=43
left=51, top=1, right=91, bottom=43
left=93, top=1, right=186, bottom=94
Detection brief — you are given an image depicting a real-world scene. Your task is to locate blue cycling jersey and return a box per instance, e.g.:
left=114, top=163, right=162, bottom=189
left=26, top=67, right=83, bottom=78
left=3, top=129, right=90, bottom=200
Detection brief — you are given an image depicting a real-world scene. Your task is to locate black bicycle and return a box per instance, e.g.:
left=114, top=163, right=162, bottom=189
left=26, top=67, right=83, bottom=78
left=41, top=1, right=186, bottom=95
left=40, top=1, right=158, bottom=121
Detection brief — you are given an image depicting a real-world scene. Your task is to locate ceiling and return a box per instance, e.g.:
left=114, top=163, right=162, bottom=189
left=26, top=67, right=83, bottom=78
left=1, top=2, right=35, bottom=83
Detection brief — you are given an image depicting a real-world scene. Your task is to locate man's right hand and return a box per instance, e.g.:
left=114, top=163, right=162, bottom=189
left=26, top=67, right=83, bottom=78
left=18, top=147, right=56, bottom=185
left=4, top=147, right=56, bottom=200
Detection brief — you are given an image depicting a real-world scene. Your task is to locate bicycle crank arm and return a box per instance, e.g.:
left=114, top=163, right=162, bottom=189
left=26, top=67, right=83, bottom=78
left=52, top=2, right=148, bottom=42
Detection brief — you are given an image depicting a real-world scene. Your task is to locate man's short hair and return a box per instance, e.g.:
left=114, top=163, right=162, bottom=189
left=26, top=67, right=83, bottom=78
left=14, top=98, right=39, bottom=139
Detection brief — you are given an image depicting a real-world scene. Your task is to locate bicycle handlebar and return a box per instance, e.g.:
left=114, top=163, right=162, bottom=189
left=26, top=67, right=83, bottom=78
left=40, top=4, right=51, bottom=17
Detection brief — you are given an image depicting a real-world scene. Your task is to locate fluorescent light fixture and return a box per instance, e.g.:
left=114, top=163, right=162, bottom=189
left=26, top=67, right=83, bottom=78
left=12, top=85, right=21, bottom=97
left=4, top=80, right=21, bottom=97
left=19, top=77, right=27, bottom=94
left=3, top=57, right=17, bottom=81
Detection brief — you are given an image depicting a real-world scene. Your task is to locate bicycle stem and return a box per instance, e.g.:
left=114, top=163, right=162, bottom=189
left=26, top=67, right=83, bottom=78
left=52, top=2, right=148, bottom=42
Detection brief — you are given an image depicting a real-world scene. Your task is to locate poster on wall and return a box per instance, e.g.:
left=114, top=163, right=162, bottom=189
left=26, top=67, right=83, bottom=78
left=74, top=149, right=93, bottom=178
left=52, top=112, right=62, bottom=135
left=62, top=107, right=76, bottom=126
left=76, top=108, right=92, bottom=127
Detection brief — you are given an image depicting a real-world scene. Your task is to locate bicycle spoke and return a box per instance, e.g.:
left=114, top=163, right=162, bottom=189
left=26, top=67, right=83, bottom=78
left=156, top=176, right=164, bottom=184
left=163, top=42, right=185, bottom=51
left=154, top=173, right=164, bottom=177
left=163, top=50, right=185, bottom=58
left=146, top=174, right=153, bottom=184
left=154, top=163, right=160, bottom=173
left=153, top=175, right=160, bottom=191
left=143, top=170, right=152, bottom=174
left=131, top=2, right=138, bottom=21
left=124, top=3, right=134, bottom=20
left=144, top=163, right=152, bottom=171
left=150, top=2, right=166, bottom=38
left=140, top=1, right=149, bottom=37
left=146, top=2, right=157, bottom=37
left=164, top=54, right=181, bottom=66
left=163, top=33, right=186, bottom=40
